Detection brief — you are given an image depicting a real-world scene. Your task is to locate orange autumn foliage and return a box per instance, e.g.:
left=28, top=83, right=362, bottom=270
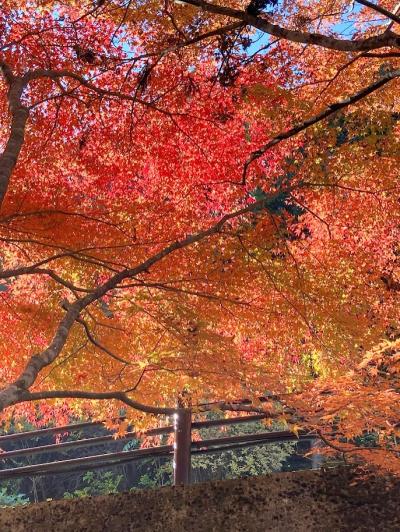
left=0, top=0, right=399, bottom=472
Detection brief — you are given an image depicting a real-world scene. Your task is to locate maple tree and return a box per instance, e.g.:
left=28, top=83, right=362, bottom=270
left=0, top=0, right=399, bottom=473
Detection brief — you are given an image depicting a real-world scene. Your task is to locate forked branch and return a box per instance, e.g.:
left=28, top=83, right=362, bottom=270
left=0, top=192, right=289, bottom=413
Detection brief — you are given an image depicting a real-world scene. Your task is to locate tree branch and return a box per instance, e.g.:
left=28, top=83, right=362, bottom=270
left=0, top=193, right=289, bottom=413
left=25, top=68, right=182, bottom=118
left=355, top=0, right=400, bottom=26
left=19, top=389, right=279, bottom=416
left=242, top=68, right=400, bottom=183
left=386, top=1, right=400, bottom=31
left=0, top=63, right=30, bottom=209
left=180, top=0, right=400, bottom=52
left=124, top=280, right=251, bottom=306
left=133, top=21, right=244, bottom=61
left=21, top=390, right=177, bottom=415
left=75, top=315, right=132, bottom=365
left=0, top=257, right=94, bottom=293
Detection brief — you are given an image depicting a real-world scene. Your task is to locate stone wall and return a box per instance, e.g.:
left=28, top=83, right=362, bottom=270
left=0, top=467, right=399, bottom=531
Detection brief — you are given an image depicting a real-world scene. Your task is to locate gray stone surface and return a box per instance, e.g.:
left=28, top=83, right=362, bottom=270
left=0, top=467, right=399, bottom=531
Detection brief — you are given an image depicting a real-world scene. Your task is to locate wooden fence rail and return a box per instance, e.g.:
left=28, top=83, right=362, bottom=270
left=0, top=411, right=315, bottom=485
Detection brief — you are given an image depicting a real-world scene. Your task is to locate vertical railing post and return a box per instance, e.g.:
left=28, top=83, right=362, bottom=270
left=173, top=408, right=192, bottom=485
left=311, top=437, right=323, bottom=469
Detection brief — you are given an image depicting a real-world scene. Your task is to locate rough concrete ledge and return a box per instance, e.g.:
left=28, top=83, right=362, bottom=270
left=0, top=468, right=399, bottom=532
